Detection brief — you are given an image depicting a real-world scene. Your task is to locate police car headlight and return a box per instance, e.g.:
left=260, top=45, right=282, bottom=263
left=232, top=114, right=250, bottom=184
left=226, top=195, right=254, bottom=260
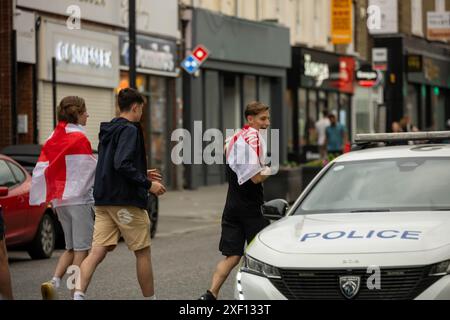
left=242, top=255, right=281, bottom=279
left=429, top=260, right=450, bottom=276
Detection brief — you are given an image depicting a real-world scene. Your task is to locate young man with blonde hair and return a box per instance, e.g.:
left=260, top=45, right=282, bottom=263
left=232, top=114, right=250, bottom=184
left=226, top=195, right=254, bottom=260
left=199, top=101, right=272, bottom=300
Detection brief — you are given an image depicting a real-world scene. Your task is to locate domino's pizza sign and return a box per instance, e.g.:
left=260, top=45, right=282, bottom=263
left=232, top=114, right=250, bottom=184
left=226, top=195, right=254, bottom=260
left=181, top=45, right=210, bottom=74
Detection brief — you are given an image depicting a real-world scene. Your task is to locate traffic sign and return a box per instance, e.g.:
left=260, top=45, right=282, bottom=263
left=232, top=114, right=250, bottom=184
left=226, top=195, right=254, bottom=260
left=181, top=56, right=200, bottom=74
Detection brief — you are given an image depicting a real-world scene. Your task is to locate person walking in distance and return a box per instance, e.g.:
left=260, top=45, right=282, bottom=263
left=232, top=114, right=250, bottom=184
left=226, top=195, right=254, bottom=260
left=315, top=110, right=331, bottom=160
left=74, top=88, right=166, bottom=300
left=30, top=96, right=97, bottom=300
left=199, top=101, right=272, bottom=300
left=325, top=113, right=348, bottom=157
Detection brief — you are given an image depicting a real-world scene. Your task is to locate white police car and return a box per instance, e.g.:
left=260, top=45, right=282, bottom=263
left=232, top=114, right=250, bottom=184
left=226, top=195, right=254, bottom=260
left=235, top=132, right=450, bottom=300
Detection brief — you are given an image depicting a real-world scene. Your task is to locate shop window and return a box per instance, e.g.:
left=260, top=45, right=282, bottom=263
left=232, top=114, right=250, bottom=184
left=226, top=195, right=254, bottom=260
left=328, top=92, right=339, bottom=117
left=149, top=76, right=168, bottom=182
left=136, top=75, right=147, bottom=94
left=298, top=88, right=307, bottom=148
left=204, top=70, right=222, bottom=185
left=354, top=87, right=372, bottom=134
left=205, top=71, right=220, bottom=130
left=223, top=74, right=241, bottom=134
left=432, top=89, right=446, bottom=131
left=258, top=77, right=272, bottom=153
left=318, top=90, right=327, bottom=116
left=117, top=72, right=129, bottom=93
left=287, top=89, right=294, bottom=154
left=243, top=75, right=257, bottom=105
left=259, top=77, right=271, bottom=106
left=306, top=90, right=318, bottom=145
left=405, top=85, right=420, bottom=130
left=339, top=93, right=351, bottom=131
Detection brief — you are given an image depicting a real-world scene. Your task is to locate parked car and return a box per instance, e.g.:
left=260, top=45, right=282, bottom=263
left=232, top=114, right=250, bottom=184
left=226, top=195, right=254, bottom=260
left=236, top=132, right=450, bottom=300
left=1, top=144, right=159, bottom=239
left=0, top=154, right=56, bottom=259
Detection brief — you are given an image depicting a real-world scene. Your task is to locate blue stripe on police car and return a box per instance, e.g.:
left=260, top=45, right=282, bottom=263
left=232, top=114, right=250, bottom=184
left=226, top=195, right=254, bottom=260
left=299, top=230, right=422, bottom=242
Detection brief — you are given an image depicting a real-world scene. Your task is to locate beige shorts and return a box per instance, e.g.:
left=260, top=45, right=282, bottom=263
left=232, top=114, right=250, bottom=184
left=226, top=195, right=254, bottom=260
left=92, top=206, right=151, bottom=252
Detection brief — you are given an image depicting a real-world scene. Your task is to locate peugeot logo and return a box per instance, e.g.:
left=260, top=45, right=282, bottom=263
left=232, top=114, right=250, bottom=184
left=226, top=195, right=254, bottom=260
left=339, top=276, right=361, bottom=299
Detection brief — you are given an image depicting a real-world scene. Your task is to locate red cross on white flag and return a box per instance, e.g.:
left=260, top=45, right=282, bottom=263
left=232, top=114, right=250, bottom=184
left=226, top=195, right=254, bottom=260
left=30, top=122, right=97, bottom=206
left=225, top=125, right=266, bottom=185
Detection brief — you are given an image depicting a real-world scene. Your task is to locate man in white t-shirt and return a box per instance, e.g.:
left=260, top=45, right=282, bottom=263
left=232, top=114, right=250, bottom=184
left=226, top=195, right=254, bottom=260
left=315, top=110, right=331, bottom=160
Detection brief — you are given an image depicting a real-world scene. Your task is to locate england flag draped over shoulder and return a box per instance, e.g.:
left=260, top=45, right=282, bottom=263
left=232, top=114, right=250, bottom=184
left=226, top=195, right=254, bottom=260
left=225, top=125, right=266, bottom=185
left=30, top=122, right=97, bottom=206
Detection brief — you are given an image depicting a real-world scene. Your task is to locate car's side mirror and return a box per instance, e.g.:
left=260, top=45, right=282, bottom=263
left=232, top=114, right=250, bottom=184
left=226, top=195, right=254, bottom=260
left=261, top=199, right=289, bottom=221
left=0, top=186, right=9, bottom=197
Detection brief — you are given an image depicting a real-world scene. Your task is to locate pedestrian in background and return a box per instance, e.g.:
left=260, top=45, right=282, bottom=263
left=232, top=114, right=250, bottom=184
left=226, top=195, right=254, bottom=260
left=315, top=110, right=331, bottom=160
left=400, top=116, right=419, bottom=133
left=392, top=121, right=403, bottom=133
left=30, top=96, right=97, bottom=300
left=325, top=113, right=347, bottom=156
left=0, top=207, right=13, bottom=300
left=199, top=102, right=272, bottom=300
left=74, top=88, right=166, bottom=300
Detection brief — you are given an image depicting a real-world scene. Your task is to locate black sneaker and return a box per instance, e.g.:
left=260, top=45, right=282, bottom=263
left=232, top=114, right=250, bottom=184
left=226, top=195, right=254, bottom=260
left=198, top=290, right=217, bottom=300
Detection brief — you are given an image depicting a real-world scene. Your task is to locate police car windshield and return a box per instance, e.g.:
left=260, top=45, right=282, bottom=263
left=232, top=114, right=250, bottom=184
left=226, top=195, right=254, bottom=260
left=295, top=158, right=450, bottom=215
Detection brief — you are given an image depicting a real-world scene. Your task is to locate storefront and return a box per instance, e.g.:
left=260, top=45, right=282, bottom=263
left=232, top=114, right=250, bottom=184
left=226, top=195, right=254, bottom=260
left=287, top=47, right=355, bottom=162
left=352, top=62, right=384, bottom=136
left=38, top=20, right=119, bottom=148
left=118, top=33, right=178, bottom=188
left=374, top=36, right=450, bottom=132
left=182, top=8, right=291, bottom=189
left=16, top=0, right=181, bottom=187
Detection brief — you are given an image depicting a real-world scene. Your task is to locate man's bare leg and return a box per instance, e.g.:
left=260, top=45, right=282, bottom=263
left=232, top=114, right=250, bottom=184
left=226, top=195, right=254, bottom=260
left=209, top=256, right=242, bottom=298
left=53, top=250, right=74, bottom=279
left=134, top=247, right=154, bottom=297
left=75, top=246, right=110, bottom=296
left=41, top=250, right=75, bottom=300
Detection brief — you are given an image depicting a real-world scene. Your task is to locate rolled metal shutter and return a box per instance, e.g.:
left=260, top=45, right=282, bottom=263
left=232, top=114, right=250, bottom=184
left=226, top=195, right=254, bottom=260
left=39, top=82, right=116, bottom=149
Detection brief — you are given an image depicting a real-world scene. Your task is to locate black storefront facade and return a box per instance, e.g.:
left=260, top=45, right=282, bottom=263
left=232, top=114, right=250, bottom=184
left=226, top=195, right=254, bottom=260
left=118, top=34, right=178, bottom=188
left=287, top=47, right=356, bottom=163
left=182, top=8, right=291, bottom=189
left=374, top=35, right=450, bottom=132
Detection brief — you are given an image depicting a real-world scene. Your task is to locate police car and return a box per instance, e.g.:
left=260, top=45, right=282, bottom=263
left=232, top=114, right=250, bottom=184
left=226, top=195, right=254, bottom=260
left=235, top=132, right=450, bottom=300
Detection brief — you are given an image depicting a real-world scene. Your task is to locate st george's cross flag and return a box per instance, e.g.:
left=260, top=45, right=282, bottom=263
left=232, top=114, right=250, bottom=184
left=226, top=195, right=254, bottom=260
left=30, top=122, right=97, bottom=206
left=225, top=125, right=267, bottom=185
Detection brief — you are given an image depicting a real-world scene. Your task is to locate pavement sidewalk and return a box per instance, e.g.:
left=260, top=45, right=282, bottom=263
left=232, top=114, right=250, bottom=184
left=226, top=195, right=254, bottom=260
left=156, top=184, right=228, bottom=237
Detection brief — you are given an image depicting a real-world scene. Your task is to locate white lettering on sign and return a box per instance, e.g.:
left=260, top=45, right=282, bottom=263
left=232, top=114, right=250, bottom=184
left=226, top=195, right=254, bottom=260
left=122, top=41, right=175, bottom=72
left=304, top=54, right=329, bottom=86
left=56, top=41, right=112, bottom=69
left=137, top=44, right=174, bottom=72
left=357, top=71, right=378, bottom=80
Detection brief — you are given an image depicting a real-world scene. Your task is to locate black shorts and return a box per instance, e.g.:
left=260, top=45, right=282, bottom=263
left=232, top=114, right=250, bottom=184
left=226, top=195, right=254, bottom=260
left=219, top=214, right=270, bottom=257
left=0, top=207, right=4, bottom=241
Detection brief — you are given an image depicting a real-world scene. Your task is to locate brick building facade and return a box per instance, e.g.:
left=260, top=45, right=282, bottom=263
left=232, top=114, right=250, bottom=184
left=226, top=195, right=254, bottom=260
left=0, top=0, right=13, bottom=149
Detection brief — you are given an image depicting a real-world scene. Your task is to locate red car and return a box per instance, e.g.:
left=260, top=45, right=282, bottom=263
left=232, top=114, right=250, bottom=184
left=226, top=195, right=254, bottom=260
left=0, top=154, right=56, bottom=259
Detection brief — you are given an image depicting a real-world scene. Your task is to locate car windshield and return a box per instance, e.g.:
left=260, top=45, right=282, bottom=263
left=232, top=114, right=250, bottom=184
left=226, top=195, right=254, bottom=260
left=295, top=157, right=450, bottom=215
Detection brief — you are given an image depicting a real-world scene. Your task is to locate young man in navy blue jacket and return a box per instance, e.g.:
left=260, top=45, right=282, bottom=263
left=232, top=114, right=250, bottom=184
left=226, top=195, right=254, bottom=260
left=74, top=88, right=166, bottom=300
